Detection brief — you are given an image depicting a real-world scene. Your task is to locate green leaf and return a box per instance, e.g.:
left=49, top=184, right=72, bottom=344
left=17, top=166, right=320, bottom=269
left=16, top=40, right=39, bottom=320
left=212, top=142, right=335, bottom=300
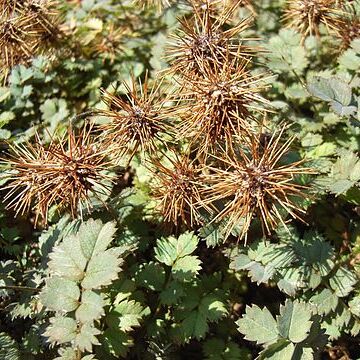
left=107, top=300, right=144, bottom=332
left=172, top=255, right=202, bottom=281
left=136, top=262, right=166, bottom=291
left=277, top=300, right=312, bottom=343
left=81, top=249, right=123, bottom=289
left=236, top=305, right=278, bottom=346
left=75, top=291, right=105, bottom=323
left=329, top=267, right=358, bottom=297
left=203, top=338, right=250, bottom=360
left=155, top=232, right=199, bottom=266
left=40, top=277, right=79, bottom=312
left=309, top=289, right=338, bottom=315
left=182, top=310, right=209, bottom=340
left=74, top=322, right=100, bottom=352
left=349, top=296, right=360, bottom=317
left=44, top=317, right=77, bottom=345
left=78, top=219, right=117, bottom=261
left=0, top=333, right=20, bottom=360
left=101, top=329, right=133, bottom=358
left=200, top=295, right=228, bottom=322
left=160, top=281, right=185, bottom=305
left=258, top=339, right=295, bottom=360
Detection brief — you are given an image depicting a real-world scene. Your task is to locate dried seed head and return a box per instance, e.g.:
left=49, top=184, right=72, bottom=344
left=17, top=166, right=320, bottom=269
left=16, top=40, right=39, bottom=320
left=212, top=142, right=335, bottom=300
left=283, top=0, right=342, bottom=39
left=335, top=4, right=360, bottom=50
left=151, top=153, right=206, bottom=227
left=94, top=23, right=125, bottom=63
left=201, top=126, right=313, bottom=241
left=98, top=75, right=171, bottom=162
left=133, top=0, right=172, bottom=11
left=1, top=124, right=111, bottom=226
left=166, top=4, right=258, bottom=76
left=175, top=56, right=271, bottom=157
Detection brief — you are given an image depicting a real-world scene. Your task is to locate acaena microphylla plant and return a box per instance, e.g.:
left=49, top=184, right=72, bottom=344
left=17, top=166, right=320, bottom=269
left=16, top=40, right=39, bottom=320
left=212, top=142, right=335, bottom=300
left=1, top=123, right=112, bottom=226
left=0, top=0, right=63, bottom=81
left=200, top=126, right=313, bottom=241
left=334, top=4, right=360, bottom=50
left=175, top=54, right=271, bottom=157
left=166, top=2, right=259, bottom=76
left=150, top=152, right=210, bottom=228
left=98, top=75, right=172, bottom=163
left=282, top=0, right=343, bottom=40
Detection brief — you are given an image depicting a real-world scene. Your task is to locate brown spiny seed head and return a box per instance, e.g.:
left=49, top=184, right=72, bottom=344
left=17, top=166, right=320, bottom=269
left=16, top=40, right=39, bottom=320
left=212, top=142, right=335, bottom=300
left=334, top=5, right=360, bottom=50
left=98, top=76, right=171, bottom=162
left=200, top=126, right=313, bottom=241
left=175, top=56, right=271, bottom=157
left=283, top=0, right=342, bottom=39
left=151, top=153, right=206, bottom=227
left=0, top=14, right=39, bottom=79
left=0, top=0, right=17, bottom=16
left=166, top=5, right=258, bottom=76
left=1, top=124, right=111, bottom=226
left=94, top=23, right=126, bottom=63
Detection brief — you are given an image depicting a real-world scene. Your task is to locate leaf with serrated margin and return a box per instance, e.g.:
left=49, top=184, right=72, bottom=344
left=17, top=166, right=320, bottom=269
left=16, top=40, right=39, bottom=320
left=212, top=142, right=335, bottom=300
left=78, top=219, right=116, bottom=261
left=81, top=249, right=123, bottom=290
left=236, top=305, right=278, bottom=345
left=182, top=311, right=209, bottom=340
left=172, top=255, right=202, bottom=281
left=160, top=281, right=184, bottom=305
left=107, top=300, right=144, bottom=332
left=75, top=291, right=104, bottom=323
left=277, top=300, right=312, bottom=343
left=0, top=332, right=20, bottom=360
left=48, top=233, right=87, bottom=281
left=329, top=267, right=358, bottom=297
left=44, top=317, right=77, bottom=345
left=310, top=289, right=338, bottom=315
left=349, top=296, right=360, bottom=317
left=74, top=322, right=100, bottom=352
left=258, top=339, right=294, bottom=360
left=135, top=262, right=165, bottom=291
left=101, top=329, right=133, bottom=358
left=40, top=277, right=79, bottom=312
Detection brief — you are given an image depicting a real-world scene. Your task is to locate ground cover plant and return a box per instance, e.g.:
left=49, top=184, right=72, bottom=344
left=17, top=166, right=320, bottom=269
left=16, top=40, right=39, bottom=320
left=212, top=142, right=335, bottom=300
left=0, top=0, right=360, bottom=359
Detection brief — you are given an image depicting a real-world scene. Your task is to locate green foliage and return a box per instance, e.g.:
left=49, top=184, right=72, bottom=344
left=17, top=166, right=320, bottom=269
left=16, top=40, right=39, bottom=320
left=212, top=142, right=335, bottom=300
left=1, top=0, right=360, bottom=359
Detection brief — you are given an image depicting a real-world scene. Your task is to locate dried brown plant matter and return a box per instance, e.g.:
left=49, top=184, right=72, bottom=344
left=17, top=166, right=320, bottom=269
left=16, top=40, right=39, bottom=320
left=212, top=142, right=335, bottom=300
left=134, top=0, right=172, bottom=10
left=283, top=0, right=342, bottom=39
left=1, top=124, right=111, bottom=225
left=201, top=127, right=312, bottom=241
left=176, top=56, right=271, bottom=156
left=0, top=0, right=61, bottom=81
left=99, top=76, right=171, bottom=162
left=151, top=153, right=207, bottom=227
left=166, top=3, right=257, bottom=75
left=335, top=6, right=360, bottom=50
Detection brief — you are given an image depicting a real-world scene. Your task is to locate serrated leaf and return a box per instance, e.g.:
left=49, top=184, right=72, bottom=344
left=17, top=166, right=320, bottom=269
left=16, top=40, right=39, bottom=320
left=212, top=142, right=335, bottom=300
left=160, top=281, right=185, bottom=305
left=182, top=310, right=209, bottom=340
left=48, top=233, right=87, bottom=281
left=44, top=317, right=77, bottom=345
left=349, top=296, right=360, bottom=317
left=172, top=255, right=202, bottom=281
left=200, top=295, right=228, bottom=322
left=40, top=277, right=79, bottom=312
left=101, top=329, right=133, bottom=358
left=75, top=291, right=105, bottom=323
left=258, top=339, right=294, bottom=360
left=0, top=333, right=20, bottom=360
left=155, top=232, right=198, bottom=266
left=277, top=300, right=312, bottom=343
left=329, top=267, right=358, bottom=297
left=81, top=249, right=123, bottom=289
left=136, top=262, right=166, bottom=291
left=247, top=262, right=275, bottom=285
left=107, top=300, right=144, bottom=332
left=78, top=219, right=117, bottom=261
left=236, top=305, right=278, bottom=345
left=309, top=289, right=338, bottom=315
left=74, top=322, right=100, bottom=352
